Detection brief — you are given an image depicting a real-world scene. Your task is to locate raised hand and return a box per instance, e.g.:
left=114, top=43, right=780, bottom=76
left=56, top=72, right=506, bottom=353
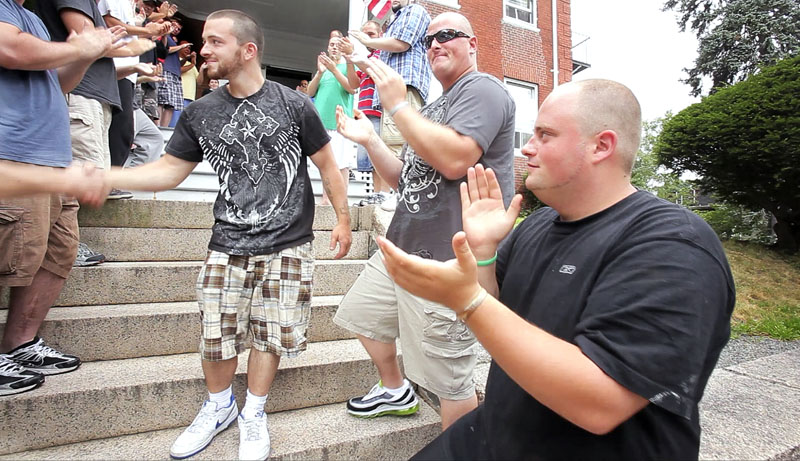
left=68, top=25, right=127, bottom=62
left=316, top=53, right=328, bottom=74
left=338, top=36, right=354, bottom=56
left=144, top=20, right=171, bottom=37
left=123, top=38, right=156, bottom=56
left=460, top=164, right=523, bottom=258
left=319, top=53, right=336, bottom=71
left=167, top=3, right=178, bottom=17
left=348, top=30, right=372, bottom=47
left=363, top=58, right=407, bottom=112
left=377, top=232, right=483, bottom=313
left=336, top=106, right=375, bottom=146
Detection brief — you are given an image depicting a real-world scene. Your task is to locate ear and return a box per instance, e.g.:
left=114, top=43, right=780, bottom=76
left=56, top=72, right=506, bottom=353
left=468, top=36, right=478, bottom=56
left=590, top=130, right=617, bottom=165
left=242, top=42, right=259, bottom=62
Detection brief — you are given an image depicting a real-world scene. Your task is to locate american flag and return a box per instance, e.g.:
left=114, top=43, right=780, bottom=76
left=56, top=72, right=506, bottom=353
left=366, top=0, right=392, bottom=20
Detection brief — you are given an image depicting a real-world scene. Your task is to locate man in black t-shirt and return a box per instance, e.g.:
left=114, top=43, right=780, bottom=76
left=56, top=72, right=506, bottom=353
left=106, top=10, right=352, bottom=460
left=376, top=79, right=735, bottom=459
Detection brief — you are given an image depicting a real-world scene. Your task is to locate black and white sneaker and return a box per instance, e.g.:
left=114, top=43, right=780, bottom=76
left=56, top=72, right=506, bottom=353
left=0, top=354, right=44, bottom=396
left=7, top=337, right=81, bottom=375
left=346, top=379, right=420, bottom=418
left=73, top=242, right=105, bottom=267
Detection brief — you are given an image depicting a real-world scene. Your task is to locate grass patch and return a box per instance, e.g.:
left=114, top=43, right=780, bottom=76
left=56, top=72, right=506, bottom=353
left=724, top=241, right=800, bottom=340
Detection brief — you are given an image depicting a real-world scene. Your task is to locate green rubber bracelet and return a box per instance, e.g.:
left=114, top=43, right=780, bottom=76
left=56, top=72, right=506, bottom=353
left=476, top=252, right=498, bottom=266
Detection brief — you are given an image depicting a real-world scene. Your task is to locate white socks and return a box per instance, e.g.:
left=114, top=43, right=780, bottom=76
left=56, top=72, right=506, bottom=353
left=209, top=386, right=233, bottom=409
left=242, top=389, right=268, bottom=418
left=382, top=379, right=409, bottom=396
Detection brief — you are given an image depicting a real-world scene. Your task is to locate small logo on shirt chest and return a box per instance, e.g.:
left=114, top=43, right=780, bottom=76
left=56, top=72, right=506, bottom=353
left=559, top=265, right=577, bottom=275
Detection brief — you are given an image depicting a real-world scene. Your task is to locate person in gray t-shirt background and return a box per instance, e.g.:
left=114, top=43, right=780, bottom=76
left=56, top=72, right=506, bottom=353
left=333, top=11, right=515, bottom=430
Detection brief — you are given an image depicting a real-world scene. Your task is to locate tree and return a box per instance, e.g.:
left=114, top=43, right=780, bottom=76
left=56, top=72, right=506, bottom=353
left=654, top=55, right=800, bottom=251
left=662, top=0, right=800, bottom=96
left=631, top=115, right=698, bottom=206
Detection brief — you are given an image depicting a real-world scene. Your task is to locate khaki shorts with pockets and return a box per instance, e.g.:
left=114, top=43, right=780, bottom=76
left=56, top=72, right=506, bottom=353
left=380, top=86, right=425, bottom=160
left=0, top=193, right=79, bottom=286
left=196, top=243, right=314, bottom=361
left=334, top=252, right=478, bottom=400
left=66, top=93, right=112, bottom=170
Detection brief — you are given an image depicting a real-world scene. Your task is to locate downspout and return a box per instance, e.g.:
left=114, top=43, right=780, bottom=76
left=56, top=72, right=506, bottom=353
left=551, top=0, right=559, bottom=88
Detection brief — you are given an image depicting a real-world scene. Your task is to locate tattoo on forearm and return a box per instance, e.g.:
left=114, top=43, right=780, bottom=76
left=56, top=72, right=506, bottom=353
left=323, top=178, right=333, bottom=199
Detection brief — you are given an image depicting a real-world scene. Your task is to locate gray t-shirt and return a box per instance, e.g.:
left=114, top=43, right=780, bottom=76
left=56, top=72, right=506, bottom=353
left=36, top=0, right=121, bottom=110
left=0, top=0, right=71, bottom=167
left=386, top=72, right=516, bottom=261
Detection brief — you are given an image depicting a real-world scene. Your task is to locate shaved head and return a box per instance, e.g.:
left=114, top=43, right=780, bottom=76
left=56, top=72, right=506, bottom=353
left=430, top=12, right=474, bottom=36
left=556, top=79, right=642, bottom=172
left=207, top=9, right=264, bottom=63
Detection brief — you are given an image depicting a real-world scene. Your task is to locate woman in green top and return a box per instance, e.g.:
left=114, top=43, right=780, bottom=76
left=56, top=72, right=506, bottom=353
left=308, top=32, right=359, bottom=205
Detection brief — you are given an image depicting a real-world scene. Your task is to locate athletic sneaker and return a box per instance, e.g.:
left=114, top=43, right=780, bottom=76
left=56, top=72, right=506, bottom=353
left=346, top=379, right=420, bottom=418
left=238, top=410, right=271, bottom=461
left=7, top=337, right=80, bottom=375
left=107, top=189, right=133, bottom=200
left=379, top=191, right=397, bottom=212
left=170, top=396, right=238, bottom=459
left=73, top=242, right=105, bottom=267
left=0, top=354, right=44, bottom=396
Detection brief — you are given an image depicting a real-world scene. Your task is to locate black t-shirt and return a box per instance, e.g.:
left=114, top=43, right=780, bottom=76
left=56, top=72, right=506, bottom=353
left=166, top=81, right=330, bottom=256
left=36, top=0, right=121, bottom=110
left=482, top=191, right=735, bottom=459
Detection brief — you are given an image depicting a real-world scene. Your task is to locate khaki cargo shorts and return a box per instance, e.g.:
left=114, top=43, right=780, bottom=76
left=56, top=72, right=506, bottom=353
left=334, top=252, right=478, bottom=400
left=0, top=193, right=79, bottom=286
left=380, top=86, right=424, bottom=160
left=196, top=243, right=314, bottom=361
left=66, top=93, right=112, bottom=170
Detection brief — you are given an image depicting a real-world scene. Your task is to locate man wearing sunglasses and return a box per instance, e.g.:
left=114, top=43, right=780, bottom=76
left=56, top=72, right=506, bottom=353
left=349, top=0, right=431, bottom=164
left=334, top=12, right=515, bottom=430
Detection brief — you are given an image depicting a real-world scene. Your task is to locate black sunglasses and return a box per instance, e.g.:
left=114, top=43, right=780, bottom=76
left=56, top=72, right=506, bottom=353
left=424, top=29, right=471, bottom=49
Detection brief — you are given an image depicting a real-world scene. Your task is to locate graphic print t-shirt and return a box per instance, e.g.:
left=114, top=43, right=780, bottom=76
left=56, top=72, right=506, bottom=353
left=385, top=72, right=516, bottom=261
left=167, top=81, right=330, bottom=256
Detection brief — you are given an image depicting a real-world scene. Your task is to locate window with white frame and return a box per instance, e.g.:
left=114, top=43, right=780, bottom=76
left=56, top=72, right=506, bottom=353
left=505, top=79, right=538, bottom=153
left=504, top=0, right=536, bottom=26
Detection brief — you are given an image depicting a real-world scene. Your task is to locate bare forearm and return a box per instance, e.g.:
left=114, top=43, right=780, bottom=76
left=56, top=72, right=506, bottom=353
left=329, top=66, right=354, bottom=93
left=363, top=132, right=403, bottom=188
left=391, top=108, right=481, bottom=179
left=465, top=297, right=648, bottom=434
left=307, top=71, right=322, bottom=97
left=0, top=29, right=83, bottom=71
left=107, top=155, right=193, bottom=191
left=367, top=37, right=409, bottom=53
left=319, top=164, right=351, bottom=226
left=0, top=161, right=68, bottom=198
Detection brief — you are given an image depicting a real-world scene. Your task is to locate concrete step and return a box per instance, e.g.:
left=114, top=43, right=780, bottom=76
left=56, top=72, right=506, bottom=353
left=0, top=296, right=352, bottom=362
left=31, top=259, right=365, bottom=307
left=77, top=200, right=374, bottom=232
left=0, top=339, right=392, bottom=455
left=80, top=228, right=372, bottom=261
left=0, top=400, right=440, bottom=460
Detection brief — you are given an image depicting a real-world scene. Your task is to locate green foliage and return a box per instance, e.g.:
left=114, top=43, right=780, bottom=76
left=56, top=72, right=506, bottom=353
left=516, top=172, right=544, bottom=219
left=732, top=302, right=800, bottom=340
left=655, top=55, right=800, bottom=251
left=696, top=202, right=776, bottom=245
left=663, top=0, right=800, bottom=96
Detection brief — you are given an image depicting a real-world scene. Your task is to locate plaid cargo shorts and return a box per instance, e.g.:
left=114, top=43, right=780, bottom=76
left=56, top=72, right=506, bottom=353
left=196, top=242, right=314, bottom=361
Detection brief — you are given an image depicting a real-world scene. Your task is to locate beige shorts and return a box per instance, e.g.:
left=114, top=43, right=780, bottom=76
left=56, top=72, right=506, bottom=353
left=0, top=193, right=79, bottom=286
left=334, top=252, right=478, bottom=400
left=196, top=243, right=314, bottom=361
left=66, top=93, right=112, bottom=170
left=327, top=129, right=357, bottom=170
left=380, top=86, right=424, bottom=159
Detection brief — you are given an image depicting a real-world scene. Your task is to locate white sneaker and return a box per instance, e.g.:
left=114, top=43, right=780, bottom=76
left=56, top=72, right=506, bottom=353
left=379, top=191, right=397, bottom=212
left=170, top=396, right=238, bottom=459
left=238, top=410, right=271, bottom=461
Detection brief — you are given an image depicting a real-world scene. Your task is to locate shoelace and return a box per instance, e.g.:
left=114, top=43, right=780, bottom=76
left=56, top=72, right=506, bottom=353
left=0, top=356, right=26, bottom=374
left=188, top=402, right=221, bottom=433
left=362, top=383, right=388, bottom=400
left=242, top=412, right=266, bottom=441
left=28, top=340, right=64, bottom=358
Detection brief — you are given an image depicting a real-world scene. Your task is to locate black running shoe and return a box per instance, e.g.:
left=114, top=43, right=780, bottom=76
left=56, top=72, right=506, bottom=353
left=0, top=354, right=44, bottom=396
left=8, top=337, right=81, bottom=375
left=346, top=379, right=419, bottom=418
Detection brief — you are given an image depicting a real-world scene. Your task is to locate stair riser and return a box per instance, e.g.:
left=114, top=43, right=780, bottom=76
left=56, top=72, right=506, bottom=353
left=77, top=201, right=371, bottom=231
left=0, top=303, right=353, bottom=362
left=79, top=228, right=371, bottom=262
left=0, top=358, right=379, bottom=455
left=0, top=261, right=364, bottom=308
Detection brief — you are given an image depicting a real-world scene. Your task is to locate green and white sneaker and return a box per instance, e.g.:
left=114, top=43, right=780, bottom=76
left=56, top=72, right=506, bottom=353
left=346, top=379, right=419, bottom=418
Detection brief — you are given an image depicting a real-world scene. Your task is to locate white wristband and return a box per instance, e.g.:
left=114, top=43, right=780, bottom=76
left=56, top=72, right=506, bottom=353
left=457, top=287, right=487, bottom=322
left=388, top=101, right=409, bottom=117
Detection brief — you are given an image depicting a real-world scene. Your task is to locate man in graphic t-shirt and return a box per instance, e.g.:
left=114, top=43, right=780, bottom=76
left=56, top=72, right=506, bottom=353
left=106, top=9, right=352, bottom=460
left=334, top=12, right=515, bottom=430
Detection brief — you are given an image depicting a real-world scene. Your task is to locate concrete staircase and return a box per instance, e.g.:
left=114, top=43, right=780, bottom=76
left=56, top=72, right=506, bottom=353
left=0, top=200, right=439, bottom=460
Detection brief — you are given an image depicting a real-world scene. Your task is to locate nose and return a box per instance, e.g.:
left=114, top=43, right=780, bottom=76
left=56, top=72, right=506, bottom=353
left=521, top=135, right=537, bottom=157
left=200, top=43, right=210, bottom=58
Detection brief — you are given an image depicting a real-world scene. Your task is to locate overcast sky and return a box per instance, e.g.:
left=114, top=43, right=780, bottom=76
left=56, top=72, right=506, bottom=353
left=570, top=0, right=702, bottom=121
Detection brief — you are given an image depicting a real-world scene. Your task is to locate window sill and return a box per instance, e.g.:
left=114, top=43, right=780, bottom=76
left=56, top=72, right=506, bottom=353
left=425, top=0, right=461, bottom=8
left=502, top=17, right=540, bottom=32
